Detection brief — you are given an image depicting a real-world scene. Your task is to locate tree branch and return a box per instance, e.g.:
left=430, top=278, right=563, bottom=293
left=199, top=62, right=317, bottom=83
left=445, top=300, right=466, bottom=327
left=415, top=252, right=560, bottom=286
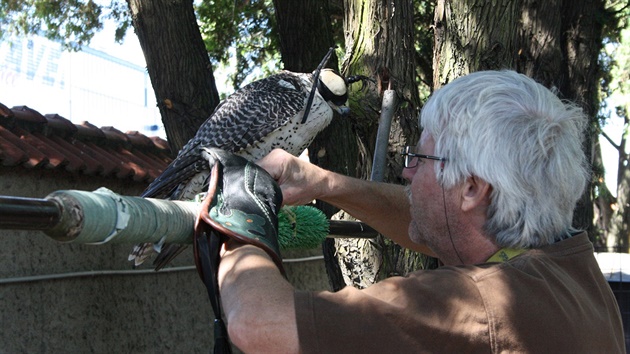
left=601, top=130, right=621, bottom=151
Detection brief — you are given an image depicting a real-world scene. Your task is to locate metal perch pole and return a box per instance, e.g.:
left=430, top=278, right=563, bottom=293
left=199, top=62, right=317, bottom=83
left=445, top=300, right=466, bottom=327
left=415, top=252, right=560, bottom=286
left=0, top=188, right=377, bottom=246
left=371, top=82, right=398, bottom=183
left=0, top=188, right=197, bottom=244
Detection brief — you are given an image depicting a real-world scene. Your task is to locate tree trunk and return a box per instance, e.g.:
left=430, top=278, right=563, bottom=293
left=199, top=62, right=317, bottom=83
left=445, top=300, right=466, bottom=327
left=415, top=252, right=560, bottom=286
left=592, top=135, right=615, bottom=251
left=273, top=0, right=436, bottom=290
left=613, top=110, right=630, bottom=252
left=126, top=0, right=220, bottom=153
left=273, top=0, right=339, bottom=71
left=328, top=0, right=435, bottom=289
left=433, top=0, right=521, bottom=84
left=557, top=0, right=603, bottom=237
left=272, top=0, right=354, bottom=290
left=434, top=0, right=603, bottom=238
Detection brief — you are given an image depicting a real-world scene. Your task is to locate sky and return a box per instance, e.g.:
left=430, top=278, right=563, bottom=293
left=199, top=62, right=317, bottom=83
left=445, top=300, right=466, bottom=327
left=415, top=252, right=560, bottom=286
left=0, top=28, right=164, bottom=137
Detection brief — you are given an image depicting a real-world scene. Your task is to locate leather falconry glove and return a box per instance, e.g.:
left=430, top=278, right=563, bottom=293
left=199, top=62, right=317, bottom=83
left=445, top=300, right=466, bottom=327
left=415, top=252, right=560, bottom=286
left=196, top=146, right=285, bottom=274
left=193, top=147, right=285, bottom=354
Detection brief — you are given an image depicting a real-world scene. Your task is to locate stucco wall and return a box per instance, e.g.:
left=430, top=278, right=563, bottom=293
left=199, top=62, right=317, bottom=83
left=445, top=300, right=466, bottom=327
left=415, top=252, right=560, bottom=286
left=0, top=167, right=329, bottom=353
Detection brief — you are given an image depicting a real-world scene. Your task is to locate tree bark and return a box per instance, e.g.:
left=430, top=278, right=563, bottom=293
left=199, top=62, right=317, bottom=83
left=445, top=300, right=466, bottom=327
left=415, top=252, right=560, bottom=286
left=272, top=0, right=353, bottom=290
left=557, top=0, right=604, bottom=238
left=126, top=0, right=220, bottom=153
left=434, top=0, right=603, bottom=239
left=433, top=0, right=521, bottom=84
left=273, top=0, right=339, bottom=71
left=273, top=0, right=436, bottom=290
left=330, top=0, right=434, bottom=288
left=611, top=110, right=630, bottom=252
left=592, top=134, right=614, bottom=251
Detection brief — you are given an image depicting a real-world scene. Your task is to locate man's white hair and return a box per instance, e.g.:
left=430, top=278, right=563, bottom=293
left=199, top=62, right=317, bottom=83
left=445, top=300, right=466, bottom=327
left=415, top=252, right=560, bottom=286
left=421, top=70, right=590, bottom=248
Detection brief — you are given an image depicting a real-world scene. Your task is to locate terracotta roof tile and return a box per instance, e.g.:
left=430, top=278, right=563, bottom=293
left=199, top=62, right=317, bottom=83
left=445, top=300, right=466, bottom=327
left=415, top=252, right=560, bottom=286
left=72, top=140, right=116, bottom=176
left=101, top=126, right=129, bottom=145
left=132, top=149, right=167, bottom=180
left=0, top=126, right=48, bottom=168
left=45, top=114, right=78, bottom=138
left=149, top=136, right=169, bottom=151
left=11, top=106, right=48, bottom=132
left=0, top=102, right=15, bottom=128
left=0, top=127, right=28, bottom=166
left=14, top=127, right=65, bottom=168
left=126, top=131, right=154, bottom=148
left=76, top=121, right=107, bottom=140
left=0, top=102, right=172, bottom=184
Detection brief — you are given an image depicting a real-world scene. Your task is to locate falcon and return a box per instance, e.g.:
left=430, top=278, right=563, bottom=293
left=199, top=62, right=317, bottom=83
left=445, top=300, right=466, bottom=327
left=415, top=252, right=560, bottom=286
left=129, top=68, right=359, bottom=269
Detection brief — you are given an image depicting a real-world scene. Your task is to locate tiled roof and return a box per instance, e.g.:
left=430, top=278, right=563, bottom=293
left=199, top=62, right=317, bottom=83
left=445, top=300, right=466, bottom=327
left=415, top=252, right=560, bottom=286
left=0, top=102, right=173, bottom=183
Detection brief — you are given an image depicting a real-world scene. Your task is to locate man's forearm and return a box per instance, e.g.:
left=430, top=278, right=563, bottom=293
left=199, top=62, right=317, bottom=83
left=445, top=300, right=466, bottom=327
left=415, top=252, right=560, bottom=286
left=321, top=172, right=431, bottom=254
left=219, top=242, right=299, bottom=353
left=257, top=149, right=432, bottom=254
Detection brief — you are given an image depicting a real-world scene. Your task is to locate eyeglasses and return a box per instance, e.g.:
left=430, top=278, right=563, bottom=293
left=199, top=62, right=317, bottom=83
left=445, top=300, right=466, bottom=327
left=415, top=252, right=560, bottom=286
left=401, top=146, right=447, bottom=169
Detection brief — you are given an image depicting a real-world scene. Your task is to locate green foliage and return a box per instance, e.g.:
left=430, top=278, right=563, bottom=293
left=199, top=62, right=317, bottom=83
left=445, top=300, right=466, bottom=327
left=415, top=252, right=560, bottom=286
left=608, top=28, right=630, bottom=107
left=106, top=0, right=131, bottom=43
left=196, top=0, right=280, bottom=91
left=601, top=0, right=630, bottom=41
left=0, top=0, right=283, bottom=90
left=0, top=0, right=130, bottom=50
left=597, top=1, right=629, bottom=209
left=0, top=0, right=343, bottom=94
left=599, top=1, right=630, bottom=121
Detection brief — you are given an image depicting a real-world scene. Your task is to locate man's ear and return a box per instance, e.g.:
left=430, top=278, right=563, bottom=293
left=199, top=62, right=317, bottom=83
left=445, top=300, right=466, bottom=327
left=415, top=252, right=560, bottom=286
left=460, top=175, right=492, bottom=212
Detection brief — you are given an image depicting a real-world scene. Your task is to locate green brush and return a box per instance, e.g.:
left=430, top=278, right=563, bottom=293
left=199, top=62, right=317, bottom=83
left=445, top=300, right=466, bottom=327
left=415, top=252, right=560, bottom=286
left=278, top=205, right=329, bottom=250
left=278, top=205, right=378, bottom=250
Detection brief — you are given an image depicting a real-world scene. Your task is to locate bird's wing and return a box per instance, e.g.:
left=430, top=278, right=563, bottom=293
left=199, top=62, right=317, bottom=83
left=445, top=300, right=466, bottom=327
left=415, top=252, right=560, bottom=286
left=141, top=73, right=309, bottom=199
left=193, top=73, right=309, bottom=152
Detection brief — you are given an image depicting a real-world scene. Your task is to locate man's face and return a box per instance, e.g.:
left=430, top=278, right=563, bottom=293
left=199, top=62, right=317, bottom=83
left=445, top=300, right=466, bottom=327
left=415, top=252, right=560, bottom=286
left=402, top=132, right=452, bottom=252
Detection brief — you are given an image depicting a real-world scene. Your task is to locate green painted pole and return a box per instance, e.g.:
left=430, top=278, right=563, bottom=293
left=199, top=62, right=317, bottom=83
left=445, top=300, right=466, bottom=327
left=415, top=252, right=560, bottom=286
left=0, top=188, right=377, bottom=247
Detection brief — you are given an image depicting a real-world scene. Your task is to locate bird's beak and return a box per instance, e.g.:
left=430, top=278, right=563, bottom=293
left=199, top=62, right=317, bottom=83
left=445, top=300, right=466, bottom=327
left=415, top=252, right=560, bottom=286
left=330, top=102, right=351, bottom=117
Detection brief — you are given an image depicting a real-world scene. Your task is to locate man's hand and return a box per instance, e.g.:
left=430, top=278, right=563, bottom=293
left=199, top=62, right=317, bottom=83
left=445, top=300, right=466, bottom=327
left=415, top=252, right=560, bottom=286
left=257, top=149, right=431, bottom=254
left=256, top=149, right=330, bottom=206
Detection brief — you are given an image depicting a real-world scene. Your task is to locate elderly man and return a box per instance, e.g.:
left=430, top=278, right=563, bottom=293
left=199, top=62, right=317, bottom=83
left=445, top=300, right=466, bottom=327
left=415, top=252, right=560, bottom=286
left=214, top=70, right=624, bottom=353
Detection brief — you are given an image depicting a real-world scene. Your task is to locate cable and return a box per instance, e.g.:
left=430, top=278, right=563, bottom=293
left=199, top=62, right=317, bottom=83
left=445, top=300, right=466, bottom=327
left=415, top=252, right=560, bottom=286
left=0, top=265, right=196, bottom=285
left=443, top=185, right=464, bottom=264
left=0, top=255, right=325, bottom=285
left=283, top=255, right=324, bottom=263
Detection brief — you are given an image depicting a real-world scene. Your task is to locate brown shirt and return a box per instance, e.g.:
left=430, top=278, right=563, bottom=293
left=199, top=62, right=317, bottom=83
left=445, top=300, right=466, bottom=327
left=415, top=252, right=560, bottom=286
left=295, top=233, right=625, bottom=353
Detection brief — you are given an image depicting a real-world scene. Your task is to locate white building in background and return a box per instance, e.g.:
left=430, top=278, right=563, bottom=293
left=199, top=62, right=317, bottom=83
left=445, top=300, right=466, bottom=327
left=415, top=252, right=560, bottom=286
left=0, top=35, right=165, bottom=138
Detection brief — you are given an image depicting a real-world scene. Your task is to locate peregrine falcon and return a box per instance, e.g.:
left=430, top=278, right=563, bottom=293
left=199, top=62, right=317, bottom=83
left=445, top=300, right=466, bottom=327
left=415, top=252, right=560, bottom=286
left=129, top=68, right=353, bottom=268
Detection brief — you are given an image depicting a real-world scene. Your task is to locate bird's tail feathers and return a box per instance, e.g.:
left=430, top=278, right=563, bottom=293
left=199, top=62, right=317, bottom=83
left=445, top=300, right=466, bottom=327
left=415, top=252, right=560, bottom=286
left=153, top=244, right=189, bottom=271
left=128, top=243, right=156, bottom=267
